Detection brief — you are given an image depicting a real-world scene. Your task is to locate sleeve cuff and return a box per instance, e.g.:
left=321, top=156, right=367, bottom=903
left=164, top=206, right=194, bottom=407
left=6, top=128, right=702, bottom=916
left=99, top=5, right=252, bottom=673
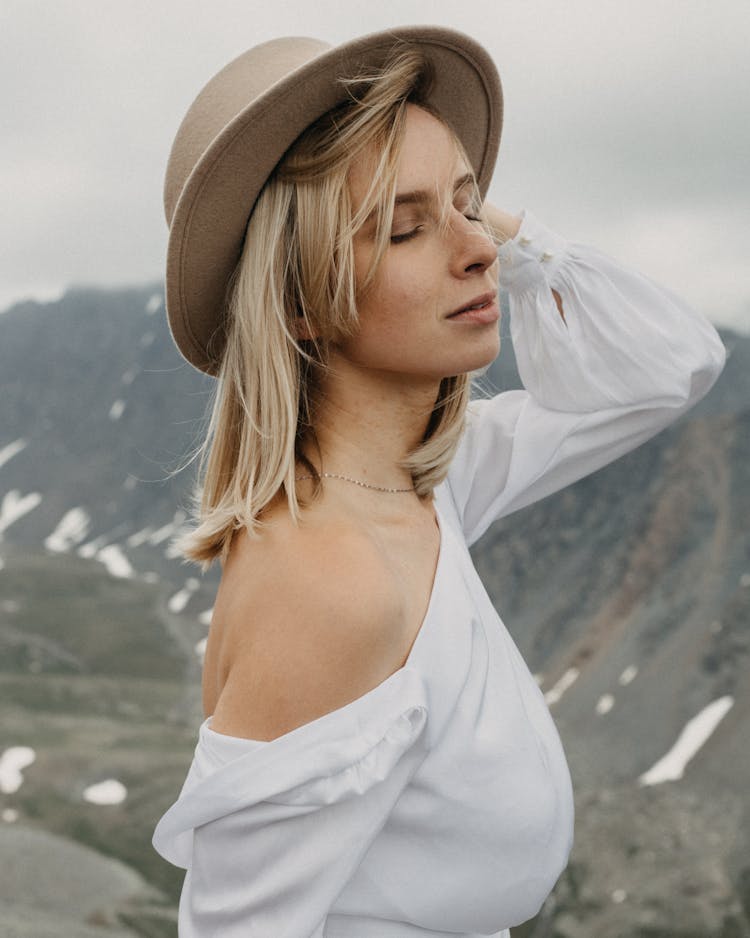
left=496, top=209, right=570, bottom=293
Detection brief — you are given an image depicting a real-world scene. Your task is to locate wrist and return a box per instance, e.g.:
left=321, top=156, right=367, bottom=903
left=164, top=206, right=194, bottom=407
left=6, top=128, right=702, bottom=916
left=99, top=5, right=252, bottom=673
left=483, top=202, right=522, bottom=242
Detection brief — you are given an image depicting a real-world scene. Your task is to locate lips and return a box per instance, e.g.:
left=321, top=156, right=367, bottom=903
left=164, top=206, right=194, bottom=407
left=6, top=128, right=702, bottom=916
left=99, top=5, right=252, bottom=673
left=445, top=291, right=500, bottom=327
left=447, top=292, right=497, bottom=318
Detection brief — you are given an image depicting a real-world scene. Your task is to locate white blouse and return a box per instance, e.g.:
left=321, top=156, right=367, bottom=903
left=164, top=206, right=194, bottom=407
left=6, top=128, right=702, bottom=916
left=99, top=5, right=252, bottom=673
left=152, top=209, right=726, bottom=938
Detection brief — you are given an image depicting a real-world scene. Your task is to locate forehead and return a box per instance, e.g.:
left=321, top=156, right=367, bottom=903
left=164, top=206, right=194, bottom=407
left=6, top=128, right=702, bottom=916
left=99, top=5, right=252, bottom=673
left=348, top=103, right=468, bottom=210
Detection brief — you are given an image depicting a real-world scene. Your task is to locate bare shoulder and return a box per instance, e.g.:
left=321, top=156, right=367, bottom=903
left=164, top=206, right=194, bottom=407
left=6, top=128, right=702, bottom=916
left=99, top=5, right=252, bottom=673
left=204, top=505, right=405, bottom=741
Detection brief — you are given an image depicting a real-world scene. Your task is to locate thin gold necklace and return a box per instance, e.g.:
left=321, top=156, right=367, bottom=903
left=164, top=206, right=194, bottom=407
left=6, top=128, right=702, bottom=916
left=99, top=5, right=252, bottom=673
left=294, top=471, right=416, bottom=494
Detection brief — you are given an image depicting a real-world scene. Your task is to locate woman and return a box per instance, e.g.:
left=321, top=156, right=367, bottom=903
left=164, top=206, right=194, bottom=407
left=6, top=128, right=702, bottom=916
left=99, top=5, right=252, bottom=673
left=152, top=26, right=726, bottom=938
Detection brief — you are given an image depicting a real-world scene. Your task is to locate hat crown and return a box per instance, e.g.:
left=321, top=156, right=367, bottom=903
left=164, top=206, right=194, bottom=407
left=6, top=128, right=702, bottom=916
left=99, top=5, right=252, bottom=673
left=164, top=37, right=331, bottom=225
left=161, top=26, right=503, bottom=376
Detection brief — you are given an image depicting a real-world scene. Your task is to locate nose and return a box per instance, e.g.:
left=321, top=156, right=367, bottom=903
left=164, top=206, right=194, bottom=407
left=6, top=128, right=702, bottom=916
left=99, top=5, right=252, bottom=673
left=449, top=209, right=498, bottom=278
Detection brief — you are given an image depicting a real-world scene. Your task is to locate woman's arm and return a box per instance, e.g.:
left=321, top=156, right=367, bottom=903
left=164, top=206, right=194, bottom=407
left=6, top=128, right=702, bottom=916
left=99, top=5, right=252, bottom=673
left=444, top=208, right=726, bottom=547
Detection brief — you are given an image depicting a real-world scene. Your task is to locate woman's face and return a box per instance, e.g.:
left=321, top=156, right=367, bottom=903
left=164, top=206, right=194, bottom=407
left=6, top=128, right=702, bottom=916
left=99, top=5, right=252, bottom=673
left=339, top=103, right=500, bottom=382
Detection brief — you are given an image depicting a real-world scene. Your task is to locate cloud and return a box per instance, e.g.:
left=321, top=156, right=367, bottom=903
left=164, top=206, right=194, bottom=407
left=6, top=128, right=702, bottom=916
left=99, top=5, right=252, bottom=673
left=2, top=0, right=748, bottom=331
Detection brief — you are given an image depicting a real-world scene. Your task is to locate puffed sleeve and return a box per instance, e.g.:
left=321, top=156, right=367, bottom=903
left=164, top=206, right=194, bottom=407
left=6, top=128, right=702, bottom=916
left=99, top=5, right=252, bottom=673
left=151, top=667, right=428, bottom=938
left=444, top=208, right=727, bottom=547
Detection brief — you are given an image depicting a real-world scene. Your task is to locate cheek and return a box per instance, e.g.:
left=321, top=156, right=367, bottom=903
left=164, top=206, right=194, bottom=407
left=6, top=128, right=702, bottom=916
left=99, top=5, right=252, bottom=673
left=363, top=260, right=437, bottom=326
left=343, top=282, right=428, bottom=364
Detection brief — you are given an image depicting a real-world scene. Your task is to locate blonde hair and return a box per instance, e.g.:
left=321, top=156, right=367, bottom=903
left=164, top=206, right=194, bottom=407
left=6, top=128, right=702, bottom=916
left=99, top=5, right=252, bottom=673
left=169, top=46, right=495, bottom=572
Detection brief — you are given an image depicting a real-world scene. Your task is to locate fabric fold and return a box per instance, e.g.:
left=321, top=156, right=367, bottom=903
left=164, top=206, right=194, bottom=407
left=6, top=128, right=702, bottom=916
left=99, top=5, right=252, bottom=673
left=444, top=208, right=726, bottom=545
left=151, top=668, right=430, bottom=938
left=498, top=209, right=725, bottom=414
left=153, top=665, right=429, bottom=869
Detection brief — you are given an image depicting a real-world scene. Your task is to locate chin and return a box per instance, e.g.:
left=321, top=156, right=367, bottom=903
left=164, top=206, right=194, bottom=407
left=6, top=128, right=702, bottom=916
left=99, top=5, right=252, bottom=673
left=450, top=335, right=502, bottom=376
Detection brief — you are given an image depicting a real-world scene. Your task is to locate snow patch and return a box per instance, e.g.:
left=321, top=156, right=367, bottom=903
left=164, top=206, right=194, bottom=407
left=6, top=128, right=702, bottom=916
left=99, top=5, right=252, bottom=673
left=596, top=694, right=614, bottom=715
left=0, top=490, right=42, bottom=536
left=109, top=399, right=126, bottom=421
left=167, top=589, right=193, bottom=613
left=544, top=667, right=579, bottom=706
left=168, top=577, right=201, bottom=613
left=195, top=636, right=207, bottom=661
left=95, top=544, right=135, bottom=579
left=611, top=889, right=627, bottom=904
left=45, top=507, right=92, bottom=552
left=83, top=778, right=127, bottom=805
left=0, top=746, right=36, bottom=794
left=0, top=438, right=28, bottom=470
left=77, top=537, right=134, bottom=578
left=78, top=536, right=107, bottom=558
left=2, top=808, right=19, bottom=823
left=638, top=696, right=734, bottom=786
left=121, top=367, right=137, bottom=385
left=740, top=572, right=750, bottom=589
left=127, top=526, right=154, bottom=547
left=149, top=510, right=186, bottom=546
left=199, top=608, right=214, bottom=626
left=618, top=665, right=638, bottom=686
left=145, top=293, right=163, bottom=315
left=139, top=331, right=155, bottom=348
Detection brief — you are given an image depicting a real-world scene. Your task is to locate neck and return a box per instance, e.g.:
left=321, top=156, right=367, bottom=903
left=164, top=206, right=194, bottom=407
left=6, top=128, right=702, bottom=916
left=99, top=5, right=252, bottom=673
left=302, top=355, right=442, bottom=494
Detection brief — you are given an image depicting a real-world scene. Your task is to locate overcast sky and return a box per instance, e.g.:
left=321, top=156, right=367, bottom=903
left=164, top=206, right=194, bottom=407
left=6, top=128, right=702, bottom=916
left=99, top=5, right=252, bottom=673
left=2, top=0, right=748, bottom=332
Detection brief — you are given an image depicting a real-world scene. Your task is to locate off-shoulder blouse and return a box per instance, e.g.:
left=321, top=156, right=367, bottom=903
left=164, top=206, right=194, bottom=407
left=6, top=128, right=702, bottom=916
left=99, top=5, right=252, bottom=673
left=152, top=209, right=726, bottom=937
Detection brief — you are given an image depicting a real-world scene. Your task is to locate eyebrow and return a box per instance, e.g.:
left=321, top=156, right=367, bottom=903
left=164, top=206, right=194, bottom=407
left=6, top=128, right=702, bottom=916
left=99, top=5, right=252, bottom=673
left=362, top=172, right=475, bottom=228
left=393, top=171, right=475, bottom=209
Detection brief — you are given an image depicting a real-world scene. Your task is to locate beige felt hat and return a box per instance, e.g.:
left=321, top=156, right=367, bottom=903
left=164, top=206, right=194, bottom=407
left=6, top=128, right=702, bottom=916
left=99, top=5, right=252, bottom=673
left=163, top=25, right=503, bottom=377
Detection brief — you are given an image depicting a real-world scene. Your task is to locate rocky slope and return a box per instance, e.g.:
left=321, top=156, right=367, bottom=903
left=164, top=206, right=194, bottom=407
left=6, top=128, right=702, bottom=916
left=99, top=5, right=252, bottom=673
left=0, top=285, right=747, bottom=936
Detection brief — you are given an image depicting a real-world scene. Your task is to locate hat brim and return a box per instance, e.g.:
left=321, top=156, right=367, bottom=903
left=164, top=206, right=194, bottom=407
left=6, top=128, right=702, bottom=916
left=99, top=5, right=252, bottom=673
left=166, top=26, right=503, bottom=376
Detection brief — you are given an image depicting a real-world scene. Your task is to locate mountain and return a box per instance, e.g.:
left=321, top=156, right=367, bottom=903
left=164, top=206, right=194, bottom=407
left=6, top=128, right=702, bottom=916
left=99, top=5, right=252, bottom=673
left=478, top=319, right=750, bottom=937
left=0, top=285, right=747, bottom=937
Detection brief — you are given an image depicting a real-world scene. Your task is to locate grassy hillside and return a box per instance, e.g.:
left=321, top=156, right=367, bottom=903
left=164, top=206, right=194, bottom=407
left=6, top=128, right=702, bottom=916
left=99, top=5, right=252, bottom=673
left=0, top=546, right=203, bottom=934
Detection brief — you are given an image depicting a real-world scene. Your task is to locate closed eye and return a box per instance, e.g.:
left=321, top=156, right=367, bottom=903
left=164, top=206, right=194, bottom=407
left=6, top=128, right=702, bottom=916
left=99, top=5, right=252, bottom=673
left=390, top=226, right=424, bottom=244
left=390, top=212, right=481, bottom=244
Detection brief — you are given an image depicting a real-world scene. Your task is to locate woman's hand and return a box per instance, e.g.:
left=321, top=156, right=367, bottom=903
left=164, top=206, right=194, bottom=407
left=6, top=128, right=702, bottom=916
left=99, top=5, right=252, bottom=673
left=485, top=202, right=565, bottom=320
left=482, top=202, right=522, bottom=243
